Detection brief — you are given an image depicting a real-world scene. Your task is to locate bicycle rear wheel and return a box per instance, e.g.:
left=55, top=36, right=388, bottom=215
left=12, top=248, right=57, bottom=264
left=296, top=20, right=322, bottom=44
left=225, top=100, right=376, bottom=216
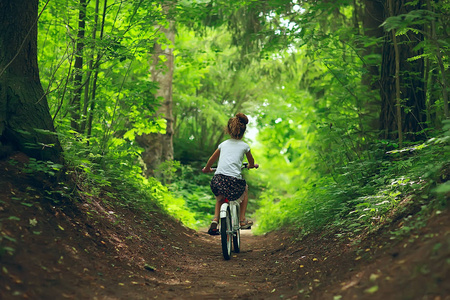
left=220, top=206, right=232, bottom=260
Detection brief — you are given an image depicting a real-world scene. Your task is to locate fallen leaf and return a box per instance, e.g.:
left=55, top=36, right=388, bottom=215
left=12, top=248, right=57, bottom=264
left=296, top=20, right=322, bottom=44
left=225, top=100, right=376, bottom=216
left=364, top=285, right=379, bottom=294
left=29, top=218, right=38, bottom=227
left=369, top=273, right=379, bottom=281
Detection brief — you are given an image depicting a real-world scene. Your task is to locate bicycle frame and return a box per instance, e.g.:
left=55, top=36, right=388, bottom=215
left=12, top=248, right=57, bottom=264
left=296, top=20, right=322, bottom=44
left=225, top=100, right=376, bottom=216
left=220, top=199, right=240, bottom=231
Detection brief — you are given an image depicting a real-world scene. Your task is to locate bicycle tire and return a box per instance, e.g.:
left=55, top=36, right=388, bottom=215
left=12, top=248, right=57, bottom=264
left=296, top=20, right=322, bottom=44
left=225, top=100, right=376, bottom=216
left=232, top=205, right=240, bottom=253
left=220, top=206, right=232, bottom=260
left=233, top=228, right=240, bottom=253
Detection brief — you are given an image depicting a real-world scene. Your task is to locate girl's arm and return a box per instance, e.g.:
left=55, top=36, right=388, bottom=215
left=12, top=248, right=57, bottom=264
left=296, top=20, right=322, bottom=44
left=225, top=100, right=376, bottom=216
left=245, top=150, right=259, bottom=169
left=202, top=149, right=220, bottom=173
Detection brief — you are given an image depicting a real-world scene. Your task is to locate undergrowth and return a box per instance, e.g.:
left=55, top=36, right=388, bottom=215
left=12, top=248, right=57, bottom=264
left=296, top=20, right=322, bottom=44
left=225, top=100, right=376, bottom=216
left=58, top=135, right=199, bottom=228
left=254, top=122, right=450, bottom=238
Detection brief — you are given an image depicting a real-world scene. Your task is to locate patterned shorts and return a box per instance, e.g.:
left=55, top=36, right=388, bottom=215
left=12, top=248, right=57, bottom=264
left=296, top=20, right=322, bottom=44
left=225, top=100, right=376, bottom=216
left=210, top=174, right=247, bottom=201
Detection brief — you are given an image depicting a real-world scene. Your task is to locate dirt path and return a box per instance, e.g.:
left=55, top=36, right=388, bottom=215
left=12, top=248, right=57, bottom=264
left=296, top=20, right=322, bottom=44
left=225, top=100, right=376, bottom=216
left=149, top=229, right=281, bottom=299
left=113, top=216, right=450, bottom=300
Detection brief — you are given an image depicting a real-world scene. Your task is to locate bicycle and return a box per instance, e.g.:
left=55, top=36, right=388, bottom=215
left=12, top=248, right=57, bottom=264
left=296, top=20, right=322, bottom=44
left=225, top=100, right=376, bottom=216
left=211, top=163, right=255, bottom=260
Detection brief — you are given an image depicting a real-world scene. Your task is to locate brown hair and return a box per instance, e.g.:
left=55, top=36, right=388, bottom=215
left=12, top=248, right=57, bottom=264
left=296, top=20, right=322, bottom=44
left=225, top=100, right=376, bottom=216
left=227, top=113, right=248, bottom=139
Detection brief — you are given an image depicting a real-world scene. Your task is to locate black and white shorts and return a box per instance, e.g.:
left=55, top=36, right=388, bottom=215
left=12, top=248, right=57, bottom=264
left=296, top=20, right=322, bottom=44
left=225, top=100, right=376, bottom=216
left=210, top=174, right=247, bottom=201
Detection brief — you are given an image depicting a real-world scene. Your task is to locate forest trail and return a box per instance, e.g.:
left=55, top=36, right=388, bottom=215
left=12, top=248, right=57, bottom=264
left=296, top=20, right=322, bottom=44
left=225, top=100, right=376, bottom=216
left=0, top=154, right=449, bottom=299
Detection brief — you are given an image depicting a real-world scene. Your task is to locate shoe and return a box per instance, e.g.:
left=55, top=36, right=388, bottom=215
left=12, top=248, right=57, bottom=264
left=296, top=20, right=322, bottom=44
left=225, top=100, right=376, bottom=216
left=208, top=220, right=219, bottom=235
left=240, top=219, right=253, bottom=229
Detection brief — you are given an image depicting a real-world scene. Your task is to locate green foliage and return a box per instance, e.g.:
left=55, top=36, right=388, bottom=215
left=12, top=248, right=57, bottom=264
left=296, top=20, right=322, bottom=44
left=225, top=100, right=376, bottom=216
left=33, top=0, right=202, bottom=228
left=31, top=0, right=449, bottom=233
left=173, top=25, right=269, bottom=162
left=60, top=134, right=198, bottom=227
left=171, top=0, right=449, bottom=233
left=255, top=129, right=449, bottom=236
left=21, top=159, right=64, bottom=177
left=166, top=165, right=217, bottom=227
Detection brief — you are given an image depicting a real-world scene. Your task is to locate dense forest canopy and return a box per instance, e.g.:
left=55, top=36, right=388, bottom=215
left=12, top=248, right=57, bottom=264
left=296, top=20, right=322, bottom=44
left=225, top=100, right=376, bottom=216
left=0, top=0, right=448, bottom=231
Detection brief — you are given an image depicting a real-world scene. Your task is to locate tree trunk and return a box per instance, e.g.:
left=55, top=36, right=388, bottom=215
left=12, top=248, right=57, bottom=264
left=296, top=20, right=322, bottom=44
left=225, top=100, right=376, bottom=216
left=361, top=0, right=384, bottom=131
left=0, top=0, right=62, bottom=162
left=136, top=6, right=175, bottom=177
left=386, top=0, right=403, bottom=147
left=87, top=0, right=108, bottom=140
left=70, top=0, right=87, bottom=133
left=80, top=0, right=100, bottom=134
left=379, top=0, right=427, bottom=142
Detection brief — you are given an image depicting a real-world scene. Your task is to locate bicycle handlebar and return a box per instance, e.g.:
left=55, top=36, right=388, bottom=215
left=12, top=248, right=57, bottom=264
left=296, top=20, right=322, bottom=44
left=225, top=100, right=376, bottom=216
left=203, top=163, right=259, bottom=173
left=242, top=162, right=259, bottom=169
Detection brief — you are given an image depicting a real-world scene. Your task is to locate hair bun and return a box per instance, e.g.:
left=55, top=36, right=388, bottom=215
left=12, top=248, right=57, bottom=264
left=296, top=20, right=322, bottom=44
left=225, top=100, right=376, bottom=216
left=235, top=113, right=248, bottom=125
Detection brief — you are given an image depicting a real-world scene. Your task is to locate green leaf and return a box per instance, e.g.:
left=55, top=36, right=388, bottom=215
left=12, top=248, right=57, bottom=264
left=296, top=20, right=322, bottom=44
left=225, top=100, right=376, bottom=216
left=364, top=285, right=379, bottom=294
left=2, top=235, right=16, bottom=242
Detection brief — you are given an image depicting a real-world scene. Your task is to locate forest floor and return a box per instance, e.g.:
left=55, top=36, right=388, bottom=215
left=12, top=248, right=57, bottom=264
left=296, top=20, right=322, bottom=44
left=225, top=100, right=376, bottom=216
left=0, top=153, right=449, bottom=300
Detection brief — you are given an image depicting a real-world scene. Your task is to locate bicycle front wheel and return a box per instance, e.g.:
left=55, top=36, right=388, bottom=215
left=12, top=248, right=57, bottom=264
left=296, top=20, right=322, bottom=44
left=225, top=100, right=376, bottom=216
left=233, top=228, right=240, bottom=253
left=232, top=205, right=240, bottom=253
left=220, top=206, right=232, bottom=260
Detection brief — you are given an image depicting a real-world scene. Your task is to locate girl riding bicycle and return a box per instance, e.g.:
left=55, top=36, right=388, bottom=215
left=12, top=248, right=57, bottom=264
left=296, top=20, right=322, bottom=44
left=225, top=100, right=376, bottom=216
left=202, top=113, right=258, bottom=235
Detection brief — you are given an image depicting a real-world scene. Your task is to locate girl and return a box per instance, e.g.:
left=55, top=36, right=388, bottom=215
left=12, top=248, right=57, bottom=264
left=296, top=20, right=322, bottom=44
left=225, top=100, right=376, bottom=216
left=202, top=113, right=258, bottom=235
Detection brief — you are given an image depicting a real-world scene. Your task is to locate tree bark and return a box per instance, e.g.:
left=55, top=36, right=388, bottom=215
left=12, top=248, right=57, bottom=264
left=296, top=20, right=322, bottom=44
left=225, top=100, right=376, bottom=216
left=70, top=0, right=87, bottom=133
left=387, top=0, right=403, bottom=147
left=136, top=4, right=175, bottom=177
left=80, top=0, right=100, bottom=134
left=0, top=0, right=62, bottom=162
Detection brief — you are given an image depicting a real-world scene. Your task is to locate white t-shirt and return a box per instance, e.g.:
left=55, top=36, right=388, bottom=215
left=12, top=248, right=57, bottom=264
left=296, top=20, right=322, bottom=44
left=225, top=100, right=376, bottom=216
left=215, top=139, right=250, bottom=179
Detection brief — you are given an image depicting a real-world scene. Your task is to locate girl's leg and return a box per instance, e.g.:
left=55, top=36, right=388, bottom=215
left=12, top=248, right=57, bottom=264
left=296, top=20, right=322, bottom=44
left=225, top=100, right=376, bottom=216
left=239, top=185, right=249, bottom=222
left=214, top=195, right=225, bottom=221
left=208, top=195, right=225, bottom=235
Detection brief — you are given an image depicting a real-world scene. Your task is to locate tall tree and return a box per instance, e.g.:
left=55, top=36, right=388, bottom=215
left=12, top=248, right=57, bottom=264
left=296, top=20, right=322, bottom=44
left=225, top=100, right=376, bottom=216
left=379, top=0, right=427, bottom=142
left=0, top=0, right=62, bottom=162
left=136, top=1, right=176, bottom=177
left=70, top=0, right=87, bottom=133
left=361, top=0, right=384, bottom=131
